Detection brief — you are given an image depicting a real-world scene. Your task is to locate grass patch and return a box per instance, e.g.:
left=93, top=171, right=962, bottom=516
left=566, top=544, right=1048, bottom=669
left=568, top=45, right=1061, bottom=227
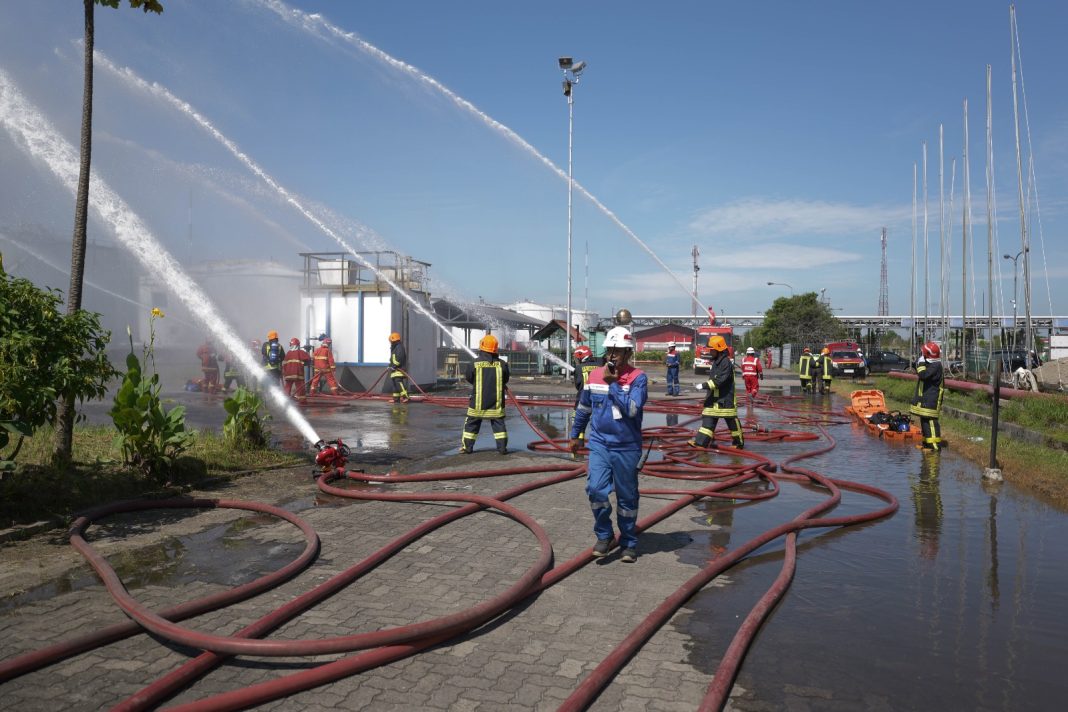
left=837, top=376, right=1068, bottom=509
left=1, top=425, right=308, bottom=528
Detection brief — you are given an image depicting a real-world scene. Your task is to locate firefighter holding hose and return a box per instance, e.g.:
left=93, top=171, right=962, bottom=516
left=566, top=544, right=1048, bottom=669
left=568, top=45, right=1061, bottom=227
left=459, top=334, right=510, bottom=455
left=688, top=335, right=744, bottom=449
left=910, top=341, right=945, bottom=451
left=282, top=337, right=311, bottom=400
left=310, top=337, right=339, bottom=395
left=569, top=326, right=648, bottom=563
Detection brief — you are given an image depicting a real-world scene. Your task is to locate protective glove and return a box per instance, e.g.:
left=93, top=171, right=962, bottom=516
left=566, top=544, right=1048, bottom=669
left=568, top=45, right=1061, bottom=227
left=695, top=383, right=705, bottom=392
left=569, top=438, right=582, bottom=454
left=760, top=373, right=764, bottom=381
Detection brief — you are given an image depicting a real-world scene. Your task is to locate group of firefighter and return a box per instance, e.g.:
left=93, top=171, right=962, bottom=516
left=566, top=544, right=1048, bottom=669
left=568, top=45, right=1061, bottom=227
left=194, top=330, right=410, bottom=404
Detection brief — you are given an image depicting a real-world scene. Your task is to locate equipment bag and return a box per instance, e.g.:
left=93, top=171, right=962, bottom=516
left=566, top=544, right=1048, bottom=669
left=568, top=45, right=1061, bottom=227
left=868, top=411, right=891, bottom=425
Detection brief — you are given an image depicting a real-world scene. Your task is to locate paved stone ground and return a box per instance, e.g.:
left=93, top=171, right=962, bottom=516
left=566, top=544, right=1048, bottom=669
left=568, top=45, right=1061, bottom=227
left=0, top=370, right=811, bottom=710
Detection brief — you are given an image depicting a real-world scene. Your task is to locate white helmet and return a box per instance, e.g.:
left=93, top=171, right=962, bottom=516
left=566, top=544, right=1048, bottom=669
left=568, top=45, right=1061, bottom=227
left=603, top=326, right=635, bottom=349
left=668, top=341, right=676, bottom=348
left=746, top=347, right=755, bottom=354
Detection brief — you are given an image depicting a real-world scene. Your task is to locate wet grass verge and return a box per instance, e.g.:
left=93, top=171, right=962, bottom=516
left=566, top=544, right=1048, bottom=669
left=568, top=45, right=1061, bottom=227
left=1, top=425, right=309, bottom=530
left=836, top=377, right=1068, bottom=509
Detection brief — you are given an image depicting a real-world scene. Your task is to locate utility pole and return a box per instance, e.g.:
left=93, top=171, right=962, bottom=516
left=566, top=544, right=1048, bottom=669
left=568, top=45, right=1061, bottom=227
left=691, top=244, right=700, bottom=318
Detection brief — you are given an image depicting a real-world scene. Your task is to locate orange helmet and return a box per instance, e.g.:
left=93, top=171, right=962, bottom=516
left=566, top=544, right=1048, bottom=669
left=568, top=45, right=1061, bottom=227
left=389, top=332, right=401, bottom=343
left=267, top=330, right=279, bottom=340
left=922, top=341, right=941, bottom=359
left=479, top=334, right=499, bottom=354
left=708, top=335, right=728, bottom=352
left=821, top=347, right=830, bottom=355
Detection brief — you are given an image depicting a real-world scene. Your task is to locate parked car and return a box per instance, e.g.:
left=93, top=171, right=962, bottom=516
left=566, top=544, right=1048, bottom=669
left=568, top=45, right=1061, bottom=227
left=866, top=350, right=911, bottom=373
left=828, top=350, right=867, bottom=378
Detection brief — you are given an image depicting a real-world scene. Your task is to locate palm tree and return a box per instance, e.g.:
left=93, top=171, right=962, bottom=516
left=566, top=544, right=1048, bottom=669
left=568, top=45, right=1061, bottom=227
left=53, top=0, right=163, bottom=467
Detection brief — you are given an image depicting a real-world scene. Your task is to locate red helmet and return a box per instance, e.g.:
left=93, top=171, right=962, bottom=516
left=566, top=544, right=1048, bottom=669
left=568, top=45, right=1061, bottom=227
left=922, top=341, right=940, bottom=359
left=289, top=337, right=300, bottom=346
left=573, top=345, right=592, bottom=361
left=322, top=337, right=332, bottom=346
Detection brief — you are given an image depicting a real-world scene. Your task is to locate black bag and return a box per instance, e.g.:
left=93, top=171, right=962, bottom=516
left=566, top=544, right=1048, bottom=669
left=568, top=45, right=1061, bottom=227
left=888, top=411, right=912, bottom=432
left=868, top=411, right=891, bottom=425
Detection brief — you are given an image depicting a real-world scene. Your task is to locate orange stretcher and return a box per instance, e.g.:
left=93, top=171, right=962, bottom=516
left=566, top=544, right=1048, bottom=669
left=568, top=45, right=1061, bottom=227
left=844, top=389, right=922, bottom=441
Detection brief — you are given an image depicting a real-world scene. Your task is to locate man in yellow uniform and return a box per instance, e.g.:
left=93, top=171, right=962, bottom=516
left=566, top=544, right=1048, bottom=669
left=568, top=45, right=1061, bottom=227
left=798, top=347, right=814, bottom=393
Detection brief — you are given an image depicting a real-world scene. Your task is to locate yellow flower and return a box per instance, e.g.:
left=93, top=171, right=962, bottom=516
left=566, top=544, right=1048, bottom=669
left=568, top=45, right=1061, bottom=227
left=151, top=308, right=165, bottom=318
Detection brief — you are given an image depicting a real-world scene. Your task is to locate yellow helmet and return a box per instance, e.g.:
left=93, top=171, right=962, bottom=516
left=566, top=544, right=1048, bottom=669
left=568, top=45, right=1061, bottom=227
left=708, top=335, right=728, bottom=352
left=389, top=332, right=401, bottom=343
left=479, top=334, right=499, bottom=354
left=267, top=330, right=279, bottom=340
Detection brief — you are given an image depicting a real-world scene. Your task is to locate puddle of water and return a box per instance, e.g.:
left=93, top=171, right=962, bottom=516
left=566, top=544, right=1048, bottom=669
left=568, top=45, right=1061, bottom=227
left=671, top=394, right=1068, bottom=709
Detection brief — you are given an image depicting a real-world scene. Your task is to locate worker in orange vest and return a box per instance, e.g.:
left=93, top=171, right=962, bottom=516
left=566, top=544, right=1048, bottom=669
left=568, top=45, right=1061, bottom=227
left=282, top=338, right=311, bottom=400
left=741, top=346, right=764, bottom=398
left=310, top=337, right=339, bottom=395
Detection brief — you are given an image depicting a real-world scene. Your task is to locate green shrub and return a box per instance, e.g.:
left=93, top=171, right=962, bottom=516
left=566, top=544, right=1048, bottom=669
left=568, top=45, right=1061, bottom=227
left=0, top=260, right=117, bottom=465
left=223, top=387, right=271, bottom=448
left=110, top=319, right=193, bottom=481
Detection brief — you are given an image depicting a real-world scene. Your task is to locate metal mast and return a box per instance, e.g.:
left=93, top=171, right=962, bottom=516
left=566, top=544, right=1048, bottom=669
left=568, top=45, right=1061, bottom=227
left=691, top=245, right=700, bottom=318
left=962, top=98, right=971, bottom=379
left=878, top=228, right=889, bottom=317
left=1010, top=4, right=1032, bottom=356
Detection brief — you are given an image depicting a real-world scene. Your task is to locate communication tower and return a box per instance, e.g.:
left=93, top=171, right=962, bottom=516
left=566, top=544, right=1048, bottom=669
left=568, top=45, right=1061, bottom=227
left=877, top=228, right=889, bottom=317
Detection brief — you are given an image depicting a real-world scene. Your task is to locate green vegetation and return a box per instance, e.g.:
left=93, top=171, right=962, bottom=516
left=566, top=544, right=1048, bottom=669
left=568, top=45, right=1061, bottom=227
left=0, top=425, right=306, bottom=528
left=635, top=350, right=694, bottom=369
left=749, top=292, right=844, bottom=350
left=223, top=387, right=272, bottom=448
left=110, top=323, right=193, bottom=482
left=0, top=260, right=118, bottom=468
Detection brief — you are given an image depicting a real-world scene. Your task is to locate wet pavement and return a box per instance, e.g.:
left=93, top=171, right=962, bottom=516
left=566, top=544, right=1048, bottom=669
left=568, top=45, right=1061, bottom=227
left=2, top=378, right=1067, bottom=710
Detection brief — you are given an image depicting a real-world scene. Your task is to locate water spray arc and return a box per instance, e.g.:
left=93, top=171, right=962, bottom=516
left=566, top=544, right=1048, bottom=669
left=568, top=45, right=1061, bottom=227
left=256, top=0, right=708, bottom=315
left=0, top=69, right=321, bottom=446
left=92, top=52, right=477, bottom=360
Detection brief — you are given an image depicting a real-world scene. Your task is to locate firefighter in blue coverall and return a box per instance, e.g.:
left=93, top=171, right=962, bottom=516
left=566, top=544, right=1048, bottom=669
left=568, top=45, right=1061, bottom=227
left=664, top=341, right=681, bottom=395
left=910, top=341, right=946, bottom=451
left=688, top=335, right=744, bottom=449
left=569, top=326, right=648, bottom=563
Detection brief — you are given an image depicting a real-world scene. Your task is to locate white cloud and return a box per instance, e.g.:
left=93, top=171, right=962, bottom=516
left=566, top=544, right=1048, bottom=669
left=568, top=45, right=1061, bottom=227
left=688, top=197, right=911, bottom=239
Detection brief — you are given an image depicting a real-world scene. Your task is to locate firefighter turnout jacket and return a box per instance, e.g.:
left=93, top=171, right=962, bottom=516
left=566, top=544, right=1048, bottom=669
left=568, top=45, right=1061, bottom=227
left=465, top=353, right=510, bottom=418
left=798, top=352, right=813, bottom=380
left=389, top=341, right=407, bottom=378
left=282, top=347, right=310, bottom=381
left=698, top=351, right=738, bottom=417
left=312, top=344, right=336, bottom=373
left=909, top=357, right=945, bottom=418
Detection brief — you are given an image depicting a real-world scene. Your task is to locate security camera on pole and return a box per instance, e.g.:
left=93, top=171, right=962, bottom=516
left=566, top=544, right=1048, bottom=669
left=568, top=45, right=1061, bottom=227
left=559, top=56, right=587, bottom=369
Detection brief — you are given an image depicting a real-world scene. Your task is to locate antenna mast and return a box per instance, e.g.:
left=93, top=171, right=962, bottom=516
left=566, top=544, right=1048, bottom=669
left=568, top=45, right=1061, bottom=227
left=691, top=244, right=700, bottom=318
left=878, top=228, right=889, bottom=318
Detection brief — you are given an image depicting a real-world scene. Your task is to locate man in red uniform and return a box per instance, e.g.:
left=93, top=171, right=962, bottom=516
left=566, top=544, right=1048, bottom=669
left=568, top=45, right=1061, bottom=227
left=282, top=337, right=311, bottom=400
left=196, top=338, right=219, bottom=394
left=764, top=348, right=773, bottom=370
left=741, top=346, right=764, bottom=398
left=310, top=337, right=339, bottom=395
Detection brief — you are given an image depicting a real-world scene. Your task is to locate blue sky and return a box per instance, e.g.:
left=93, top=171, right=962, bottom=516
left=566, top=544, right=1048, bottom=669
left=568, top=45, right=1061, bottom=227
left=1, top=0, right=1065, bottom=321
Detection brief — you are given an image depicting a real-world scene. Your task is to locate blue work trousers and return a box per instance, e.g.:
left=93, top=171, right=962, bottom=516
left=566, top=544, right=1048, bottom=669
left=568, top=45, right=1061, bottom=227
left=586, top=447, right=641, bottom=549
left=666, top=366, right=680, bottom=395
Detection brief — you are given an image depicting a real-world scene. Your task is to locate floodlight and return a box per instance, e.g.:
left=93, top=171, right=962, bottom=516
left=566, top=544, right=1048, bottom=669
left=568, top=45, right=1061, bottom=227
left=558, top=57, right=573, bottom=69
left=570, top=60, right=587, bottom=74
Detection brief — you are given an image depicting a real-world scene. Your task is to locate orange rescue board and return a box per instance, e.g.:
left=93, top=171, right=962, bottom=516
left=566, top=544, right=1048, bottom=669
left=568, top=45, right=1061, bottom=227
left=844, top=389, right=922, bottom=441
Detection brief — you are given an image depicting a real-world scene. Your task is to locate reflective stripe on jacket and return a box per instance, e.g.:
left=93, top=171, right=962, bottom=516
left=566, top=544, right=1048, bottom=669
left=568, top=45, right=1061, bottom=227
left=700, top=352, right=737, bottom=417
left=798, top=354, right=812, bottom=379
left=465, top=355, right=509, bottom=418
left=569, top=364, right=647, bottom=451
left=909, top=358, right=945, bottom=418
left=312, top=346, right=335, bottom=372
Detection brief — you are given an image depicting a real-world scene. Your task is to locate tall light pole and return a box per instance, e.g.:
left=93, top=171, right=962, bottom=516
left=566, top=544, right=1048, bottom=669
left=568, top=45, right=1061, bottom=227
left=766, top=281, right=794, bottom=295
left=559, top=56, right=586, bottom=368
left=1003, top=249, right=1025, bottom=353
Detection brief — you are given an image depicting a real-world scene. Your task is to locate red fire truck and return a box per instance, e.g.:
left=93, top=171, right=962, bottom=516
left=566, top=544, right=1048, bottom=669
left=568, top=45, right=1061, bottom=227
left=692, top=308, right=734, bottom=375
